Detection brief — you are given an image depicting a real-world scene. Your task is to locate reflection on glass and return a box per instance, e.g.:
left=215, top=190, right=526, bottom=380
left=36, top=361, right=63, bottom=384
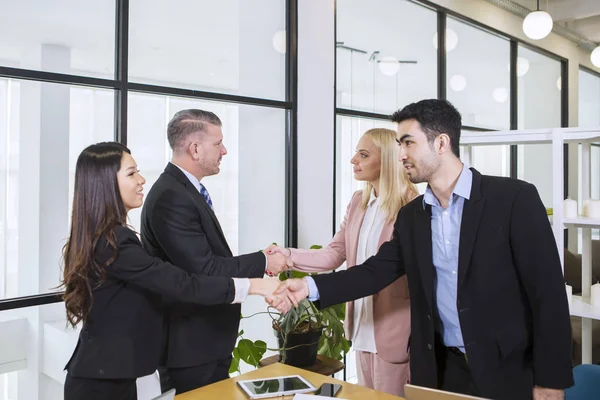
left=446, top=18, right=510, bottom=130
left=516, top=45, right=562, bottom=207
left=242, top=376, right=311, bottom=395
left=336, top=0, right=437, bottom=114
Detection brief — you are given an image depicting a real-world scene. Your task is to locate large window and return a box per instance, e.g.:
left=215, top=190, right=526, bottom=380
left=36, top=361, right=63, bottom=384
left=0, top=1, right=116, bottom=78
left=336, top=0, right=437, bottom=115
left=447, top=18, right=511, bottom=179
left=516, top=45, right=563, bottom=206
left=0, top=1, right=292, bottom=398
left=0, top=79, right=115, bottom=300
left=127, top=94, right=286, bottom=255
left=578, top=68, right=600, bottom=241
left=128, top=0, right=286, bottom=100
left=446, top=18, right=510, bottom=130
left=578, top=68, right=600, bottom=128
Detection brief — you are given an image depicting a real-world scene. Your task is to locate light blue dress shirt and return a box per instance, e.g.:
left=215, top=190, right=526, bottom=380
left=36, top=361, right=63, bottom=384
left=307, top=166, right=473, bottom=352
left=424, top=165, right=472, bottom=351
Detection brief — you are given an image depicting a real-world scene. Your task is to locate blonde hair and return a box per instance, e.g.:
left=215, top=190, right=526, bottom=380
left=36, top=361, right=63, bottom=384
left=360, top=128, right=418, bottom=223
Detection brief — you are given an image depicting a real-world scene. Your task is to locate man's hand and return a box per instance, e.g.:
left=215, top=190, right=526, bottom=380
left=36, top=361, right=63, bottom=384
left=267, top=278, right=309, bottom=313
left=533, top=386, right=564, bottom=400
left=265, top=250, right=288, bottom=276
left=248, top=277, right=280, bottom=298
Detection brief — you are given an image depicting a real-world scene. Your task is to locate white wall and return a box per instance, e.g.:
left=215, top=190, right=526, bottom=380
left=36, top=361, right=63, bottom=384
left=297, top=0, right=335, bottom=246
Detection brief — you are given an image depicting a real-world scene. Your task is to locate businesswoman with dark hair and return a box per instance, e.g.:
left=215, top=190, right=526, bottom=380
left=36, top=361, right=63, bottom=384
left=61, top=142, right=279, bottom=400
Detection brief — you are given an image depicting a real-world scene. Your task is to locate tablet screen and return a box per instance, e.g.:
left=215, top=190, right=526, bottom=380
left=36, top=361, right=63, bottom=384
left=237, top=375, right=314, bottom=398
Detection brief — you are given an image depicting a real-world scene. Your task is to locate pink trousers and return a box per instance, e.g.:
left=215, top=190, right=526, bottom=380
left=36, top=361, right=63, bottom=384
left=356, top=350, right=410, bottom=397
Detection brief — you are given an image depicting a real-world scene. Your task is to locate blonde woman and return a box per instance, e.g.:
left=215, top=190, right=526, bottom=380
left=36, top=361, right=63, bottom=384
left=267, top=128, right=418, bottom=396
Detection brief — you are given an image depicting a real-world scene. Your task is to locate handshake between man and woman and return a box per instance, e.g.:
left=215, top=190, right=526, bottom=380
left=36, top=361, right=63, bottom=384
left=259, top=244, right=310, bottom=315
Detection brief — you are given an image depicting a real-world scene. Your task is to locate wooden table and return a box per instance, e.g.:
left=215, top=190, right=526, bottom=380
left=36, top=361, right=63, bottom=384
left=258, top=354, right=345, bottom=377
left=175, top=363, right=404, bottom=399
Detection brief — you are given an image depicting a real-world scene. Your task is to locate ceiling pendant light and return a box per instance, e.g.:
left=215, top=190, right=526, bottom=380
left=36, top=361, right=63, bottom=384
left=378, top=56, right=400, bottom=76
left=272, top=30, right=286, bottom=54
left=591, top=46, right=600, bottom=68
left=522, top=0, right=553, bottom=40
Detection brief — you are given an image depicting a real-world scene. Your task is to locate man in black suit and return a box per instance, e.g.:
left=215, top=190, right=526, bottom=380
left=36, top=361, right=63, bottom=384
left=271, top=100, right=573, bottom=399
left=141, top=109, right=287, bottom=394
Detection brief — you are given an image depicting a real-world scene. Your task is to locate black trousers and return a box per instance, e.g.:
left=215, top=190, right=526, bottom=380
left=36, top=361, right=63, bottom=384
left=160, top=356, right=232, bottom=394
left=64, top=373, right=137, bottom=400
left=435, top=342, right=480, bottom=397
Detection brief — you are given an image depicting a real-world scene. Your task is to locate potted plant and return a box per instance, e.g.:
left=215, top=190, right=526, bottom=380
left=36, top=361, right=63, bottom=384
left=229, top=247, right=352, bottom=374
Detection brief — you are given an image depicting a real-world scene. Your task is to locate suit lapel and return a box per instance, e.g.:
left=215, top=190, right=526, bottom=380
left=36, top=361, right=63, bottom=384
left=415, top=204, right=436, bottom=312
left=348, top=206, right=366, bottom=266
left=164, top=163, right=232, bottom=254
left=457, top=169, right=485, bottom=289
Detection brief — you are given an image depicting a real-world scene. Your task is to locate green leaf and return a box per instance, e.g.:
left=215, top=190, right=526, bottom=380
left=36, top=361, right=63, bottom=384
left=229, top=347, right=241, bottom=375
left=309, top=244, right=323, bottom=249
left=237, top=339, right=267, bottom=368
left=278, top=270, right=310, bottom=281
left=237, top=329, right=244, bottom=338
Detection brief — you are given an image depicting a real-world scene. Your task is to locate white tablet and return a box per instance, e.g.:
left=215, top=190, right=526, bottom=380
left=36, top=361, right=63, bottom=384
left=236, top=375, right=317, bottom=399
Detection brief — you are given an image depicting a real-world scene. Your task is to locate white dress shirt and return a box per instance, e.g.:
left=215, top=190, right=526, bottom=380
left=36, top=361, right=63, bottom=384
left=352, top=189, right=387, bottom=353
left=169, top=162, right=258, bottom=304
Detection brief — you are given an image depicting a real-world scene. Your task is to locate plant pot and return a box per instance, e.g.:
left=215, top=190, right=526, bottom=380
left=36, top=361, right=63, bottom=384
left=276, top=327, right=323, bottom=367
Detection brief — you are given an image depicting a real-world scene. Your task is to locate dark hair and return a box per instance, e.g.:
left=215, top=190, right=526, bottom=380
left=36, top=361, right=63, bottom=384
left=391, top=99, right=462, bottom=157
left=167, top=109, right=222, bottom=151
left=60, top=142, right=130, bottom=327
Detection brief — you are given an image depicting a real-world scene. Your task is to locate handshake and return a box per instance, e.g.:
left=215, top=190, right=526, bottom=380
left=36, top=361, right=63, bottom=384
left=264, top=244, right=293, bottom=276
left=248, top=245, right=309, bottom=314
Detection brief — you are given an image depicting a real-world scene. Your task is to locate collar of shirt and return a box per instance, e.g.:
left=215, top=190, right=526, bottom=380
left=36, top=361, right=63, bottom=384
left=170, top=162, right=203, bottom=194
left=422, top=164, right=473, bottom=209
left=367, top=188, right=379, bottom=207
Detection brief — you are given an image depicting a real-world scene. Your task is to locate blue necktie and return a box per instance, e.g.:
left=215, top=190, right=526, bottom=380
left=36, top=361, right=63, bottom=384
left=198, top=183, right=213, bottom=210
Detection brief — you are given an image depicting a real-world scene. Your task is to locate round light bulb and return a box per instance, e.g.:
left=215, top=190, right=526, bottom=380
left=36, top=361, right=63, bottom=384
left=508, top=57, right=530, bottom=77
left=591, top=46, right=600, bottom=68
left=449, top=74, right=467, bottom=92
left=272, top=30, right=286, bottom=54
left=493, top=87, right=509, bottom=103
left=556, top=76, right=562, bottom=91
left=432, top=28, right=458, bottom=52
left=378, top=56, right=400, bottom=76
left=522, top=11, right=553, bottom=40
left=517, top=56, right=530, bottom=77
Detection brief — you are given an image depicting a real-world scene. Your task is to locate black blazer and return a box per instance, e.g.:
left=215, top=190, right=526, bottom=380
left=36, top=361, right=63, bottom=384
left=140, top=163, right=266, bottom=368
left=312, top=169, right=573, bottom=399
left=65, top=226, right=235, bottom=379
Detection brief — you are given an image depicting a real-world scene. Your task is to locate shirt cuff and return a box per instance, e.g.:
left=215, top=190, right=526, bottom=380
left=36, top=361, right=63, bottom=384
left=232, top=278, right=250, bottom=304
left=263, top=252, right=274, bottom=277
left=305, top=277, right=320, bottom=301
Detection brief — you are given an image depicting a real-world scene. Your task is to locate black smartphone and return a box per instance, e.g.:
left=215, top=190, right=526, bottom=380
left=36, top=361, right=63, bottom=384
left=314, top=383, right=342, bottom=397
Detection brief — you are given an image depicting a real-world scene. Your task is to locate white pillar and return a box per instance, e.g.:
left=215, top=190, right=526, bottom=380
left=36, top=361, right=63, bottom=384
left=16, top=43, right=72, bottom=400
left=297, top=0, right=335, bottom=247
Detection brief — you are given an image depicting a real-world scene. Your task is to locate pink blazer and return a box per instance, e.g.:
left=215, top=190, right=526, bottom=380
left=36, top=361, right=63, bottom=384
left=289, top=191, right=411, bottom=364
